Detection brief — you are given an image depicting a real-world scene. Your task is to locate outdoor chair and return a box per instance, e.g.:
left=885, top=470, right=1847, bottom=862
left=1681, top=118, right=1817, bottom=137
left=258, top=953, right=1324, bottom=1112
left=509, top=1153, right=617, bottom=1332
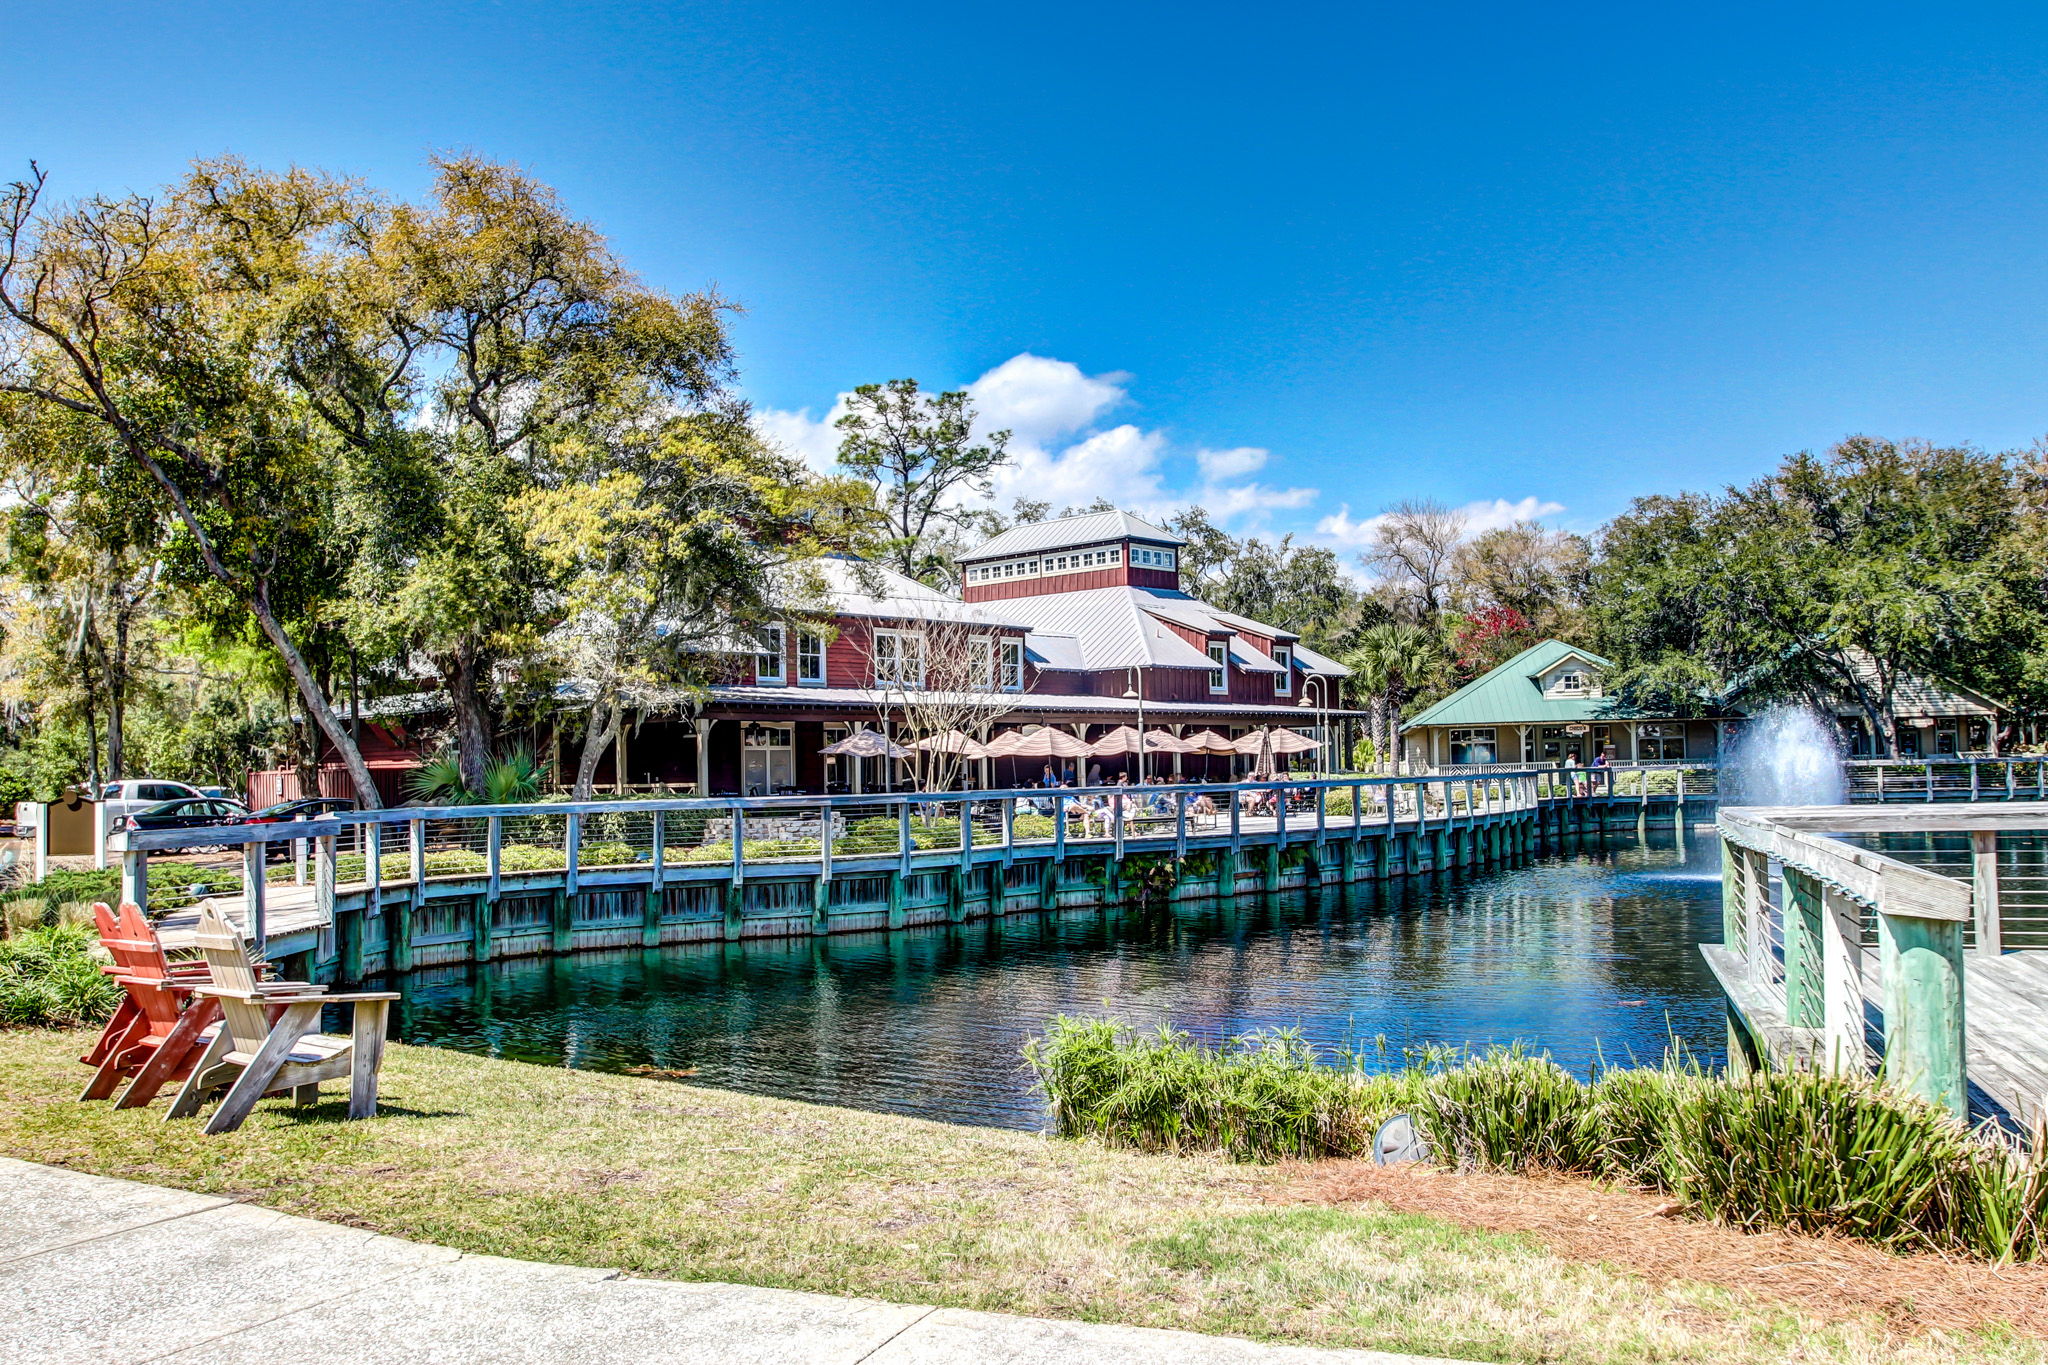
left=80, top=902, right=327, bottom=1111
left=167, top=906, right=399, bottom=1135
left=79, top=901, right=219, bottom=1108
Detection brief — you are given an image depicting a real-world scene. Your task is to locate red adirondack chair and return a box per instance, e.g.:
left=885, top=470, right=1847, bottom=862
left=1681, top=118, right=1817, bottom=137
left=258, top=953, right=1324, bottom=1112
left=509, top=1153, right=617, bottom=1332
left=79, top=902, right=222, bottom=1109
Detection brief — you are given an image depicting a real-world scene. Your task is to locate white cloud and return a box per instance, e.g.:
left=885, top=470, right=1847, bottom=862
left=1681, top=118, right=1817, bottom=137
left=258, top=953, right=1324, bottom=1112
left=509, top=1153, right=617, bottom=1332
left=757, top=352, right=1323, bottom=532
left=754, top=402, right=848, bottom=474
left=966, top=353, right=1126, bottom=445
left=1316, top=495, right=1567, bottom=548
left=1195, top=445, right=1268, bottom=481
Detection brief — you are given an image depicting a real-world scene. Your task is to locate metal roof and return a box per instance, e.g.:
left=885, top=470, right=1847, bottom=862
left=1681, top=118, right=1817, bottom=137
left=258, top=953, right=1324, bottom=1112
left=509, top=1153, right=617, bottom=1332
left=992, top=585, right=1349, bottom=677
left=959, top=510, right=1183, bottom=562
left=991, top=587, right=1221, bottom=670
left=795, top=557, right=1034, bottom=629
left=1402, top=640, right=1621, bottom=731
left=1023, top=632, right=1088, bottom=671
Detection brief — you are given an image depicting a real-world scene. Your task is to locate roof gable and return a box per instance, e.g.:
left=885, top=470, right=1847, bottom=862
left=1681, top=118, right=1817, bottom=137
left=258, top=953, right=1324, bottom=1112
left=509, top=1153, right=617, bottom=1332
left=1404, top=639, right=1618, bottom=730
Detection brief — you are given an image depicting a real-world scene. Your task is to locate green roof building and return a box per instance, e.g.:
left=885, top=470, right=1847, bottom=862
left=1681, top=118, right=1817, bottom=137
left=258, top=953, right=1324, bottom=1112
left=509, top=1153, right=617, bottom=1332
left=1400, top=639, right=1729, bottom=769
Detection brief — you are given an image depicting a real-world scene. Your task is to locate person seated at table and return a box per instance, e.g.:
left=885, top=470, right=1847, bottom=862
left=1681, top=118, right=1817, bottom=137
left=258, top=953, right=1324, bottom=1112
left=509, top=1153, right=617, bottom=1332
left=1064, top=792, right=1110, bottom=838
left=1188, top=792, right=1218, bottom=818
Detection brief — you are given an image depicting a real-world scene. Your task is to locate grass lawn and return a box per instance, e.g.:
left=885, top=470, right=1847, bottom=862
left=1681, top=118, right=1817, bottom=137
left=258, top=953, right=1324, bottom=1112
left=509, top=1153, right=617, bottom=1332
left=1, top=1028, right=2040, bottom=1365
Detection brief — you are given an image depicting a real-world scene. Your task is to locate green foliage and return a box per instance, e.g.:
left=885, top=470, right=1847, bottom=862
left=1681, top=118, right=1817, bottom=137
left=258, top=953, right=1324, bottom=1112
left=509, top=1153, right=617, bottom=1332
left=0, top=869, right=120, bottom=920
left=835, top=378, right=1011, bottom=582
left=1027, top=1018, right=2048, bottom=1261
left=1589, top=439, right=2048, bottom=736
left=1025, top=1017, right=1425, bottom=1162
left=0, top=922, right=120, bottom=1027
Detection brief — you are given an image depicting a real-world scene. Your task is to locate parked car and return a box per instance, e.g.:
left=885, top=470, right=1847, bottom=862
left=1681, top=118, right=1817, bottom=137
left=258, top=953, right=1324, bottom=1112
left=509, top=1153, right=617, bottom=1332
left=116, top=797, right=249, bottom=841
left=97, top=779, right=213, bottom=825
left=237, top=797, right=358, bottom=825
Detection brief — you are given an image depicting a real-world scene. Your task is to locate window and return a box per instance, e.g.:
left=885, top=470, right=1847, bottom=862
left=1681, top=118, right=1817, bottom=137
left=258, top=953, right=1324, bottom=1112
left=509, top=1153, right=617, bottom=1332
left=1132, top=546, right=1177, bottom=569
left=797, top=631, right=825, bottom=685
left=1000, top=638, right=1024, bottom=691
left=1448, top=728, right=1498, bottom=765
left=1638, top=724, right=1687, bottom=762
left=1207, top=641, right=1228, bottom=693
left=755, top=625, right=785, bottom=684
left=971, top=635, right=996, bottom=689
left=1272, top=645, right=1292, bottom=695
left=873, top=629, right=925, bottom=687
left=1551, top=669, right=1587, bottom=694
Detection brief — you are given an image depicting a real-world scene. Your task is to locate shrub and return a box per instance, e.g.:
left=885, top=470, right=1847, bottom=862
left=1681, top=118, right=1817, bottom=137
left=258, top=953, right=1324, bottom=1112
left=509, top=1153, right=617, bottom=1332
left=0, top=868, right=120, bottom=926
left=1420, top=1048, right=1600, bottom=1174
left=1025, top=1017, right=1422, bottom=1162
left=0, top=922, right=120, bottom=1027
left=1026, top=1016, right=2048, bottom=1261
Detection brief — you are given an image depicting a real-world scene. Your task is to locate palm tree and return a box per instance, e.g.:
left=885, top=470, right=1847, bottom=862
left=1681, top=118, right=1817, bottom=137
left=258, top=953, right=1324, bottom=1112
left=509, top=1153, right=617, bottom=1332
left=1343, top=623, right=1444, bottom=772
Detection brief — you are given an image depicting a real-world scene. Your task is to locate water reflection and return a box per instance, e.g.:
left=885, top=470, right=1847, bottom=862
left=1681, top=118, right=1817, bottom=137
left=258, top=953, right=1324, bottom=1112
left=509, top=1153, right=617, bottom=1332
left=380, top=826, right=1729, bottom=1130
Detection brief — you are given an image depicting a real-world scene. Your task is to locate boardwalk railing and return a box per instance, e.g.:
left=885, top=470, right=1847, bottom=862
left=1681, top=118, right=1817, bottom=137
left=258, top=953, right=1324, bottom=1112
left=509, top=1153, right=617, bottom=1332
left=112, top=766, right=1686, bottom=949
left=1712, top=801, right=2048, bottom=1125
left=1844, top=757, right=2048, bottom=803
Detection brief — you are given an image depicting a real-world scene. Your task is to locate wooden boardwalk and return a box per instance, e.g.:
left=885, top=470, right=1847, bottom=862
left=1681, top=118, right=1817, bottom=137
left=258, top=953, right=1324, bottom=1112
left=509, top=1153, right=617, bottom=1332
left=1849, top=949, right=2048, bottom=1133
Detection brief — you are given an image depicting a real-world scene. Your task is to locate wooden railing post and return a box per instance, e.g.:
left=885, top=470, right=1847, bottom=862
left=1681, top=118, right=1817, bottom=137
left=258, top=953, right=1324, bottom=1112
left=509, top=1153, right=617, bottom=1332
left=1971, top=830, right=2002, bottom=955
left=564, top=812, right=581, bottom=897
left=119, top=844, right=148, bottom=915
left=486, top=815, right=503, bottom=901
left=1878, top=885, right=1969, bottom=1118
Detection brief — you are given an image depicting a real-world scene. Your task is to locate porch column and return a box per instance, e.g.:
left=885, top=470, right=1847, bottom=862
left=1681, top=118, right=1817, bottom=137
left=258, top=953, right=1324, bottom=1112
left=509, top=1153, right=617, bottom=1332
left=1627, top=721, right=1638, bottom=762
left=694, top=718, right=717, bottom=795
left=1172, top=724, right=1184, bottom=778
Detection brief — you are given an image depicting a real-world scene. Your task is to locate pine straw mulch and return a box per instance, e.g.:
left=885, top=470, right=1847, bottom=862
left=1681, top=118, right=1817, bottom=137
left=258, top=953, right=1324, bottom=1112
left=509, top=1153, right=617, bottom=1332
left=1287, top=1160, right=2048, bottom=1339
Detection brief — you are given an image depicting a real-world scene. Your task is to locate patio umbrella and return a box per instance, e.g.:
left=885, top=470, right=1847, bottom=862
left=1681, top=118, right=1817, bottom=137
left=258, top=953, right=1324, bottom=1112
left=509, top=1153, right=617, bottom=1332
left=1181, top=729, right=1238, bottom=755
left=911, top=729, right=989, bottom=759
left=818, top=727, right=913, bottom=759
left=1086, top=725, right=1143, bottom=755
left=985, top=727, right=1091, bottom=759
left=1231, top=727, right=1321, bottom=755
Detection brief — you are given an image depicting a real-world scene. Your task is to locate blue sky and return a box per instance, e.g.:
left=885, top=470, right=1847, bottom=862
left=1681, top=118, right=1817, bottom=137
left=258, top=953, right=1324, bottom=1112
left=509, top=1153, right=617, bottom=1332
left=10, top=2, right=2048, bottom=556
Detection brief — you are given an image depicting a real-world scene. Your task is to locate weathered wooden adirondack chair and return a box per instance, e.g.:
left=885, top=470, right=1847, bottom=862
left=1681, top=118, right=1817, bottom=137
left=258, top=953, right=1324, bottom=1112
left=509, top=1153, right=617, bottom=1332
left=168, top=907, right=400, bottom=1135
left=79, top=902, right=221, bottom=1109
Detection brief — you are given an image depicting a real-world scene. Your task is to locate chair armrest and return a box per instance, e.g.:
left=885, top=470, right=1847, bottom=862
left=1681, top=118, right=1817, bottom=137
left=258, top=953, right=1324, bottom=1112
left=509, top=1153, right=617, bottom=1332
left=317, top=991, right=403, bottom=1003
left=189, top=985, right=276, bottom=1001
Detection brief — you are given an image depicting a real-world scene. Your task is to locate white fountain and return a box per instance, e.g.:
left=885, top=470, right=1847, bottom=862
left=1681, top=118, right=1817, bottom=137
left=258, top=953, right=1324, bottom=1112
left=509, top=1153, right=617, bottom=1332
left=1721, top=704, right=1846, bottom=807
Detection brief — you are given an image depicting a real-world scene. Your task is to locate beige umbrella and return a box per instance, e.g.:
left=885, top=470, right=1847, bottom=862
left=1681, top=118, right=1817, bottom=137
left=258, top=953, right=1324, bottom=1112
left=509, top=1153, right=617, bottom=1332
left=984, top=726, right=1091, bottom=759
left=1232, top=727, right=1321, bottom=755
left=912, top=729, right=990, bottom=759
left=1182, top=729, right=1239, bottom=755
left=1086, top=725, right=1143, bottom=755
left=819, top=727, right=913, bottom=759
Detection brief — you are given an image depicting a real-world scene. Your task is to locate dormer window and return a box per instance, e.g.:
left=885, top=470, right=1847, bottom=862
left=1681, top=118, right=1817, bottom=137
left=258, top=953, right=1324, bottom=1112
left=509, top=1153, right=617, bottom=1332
left=1545, top=665, right=1599, bottom=697
left=1272, top=645, right=1292, bottom=695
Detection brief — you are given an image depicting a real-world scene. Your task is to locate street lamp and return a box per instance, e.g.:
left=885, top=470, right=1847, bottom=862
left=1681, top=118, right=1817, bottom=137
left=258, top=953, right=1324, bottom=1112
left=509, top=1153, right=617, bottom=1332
left=1124, top=667, right=1146, bottom=782
left=1298, top=675, right=1329, bottom=774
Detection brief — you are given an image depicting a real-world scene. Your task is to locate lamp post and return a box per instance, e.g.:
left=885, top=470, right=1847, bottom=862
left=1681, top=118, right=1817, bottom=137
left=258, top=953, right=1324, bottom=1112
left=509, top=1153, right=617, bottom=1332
left=1124, top=667, right=1146, bottom=782
left=1298, top=676, right=1329, bottom=775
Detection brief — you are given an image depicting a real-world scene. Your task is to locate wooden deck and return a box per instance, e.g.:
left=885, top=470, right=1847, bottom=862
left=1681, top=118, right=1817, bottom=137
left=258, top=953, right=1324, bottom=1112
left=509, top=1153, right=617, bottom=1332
left=1954, top=952, right=2047, bottom=1133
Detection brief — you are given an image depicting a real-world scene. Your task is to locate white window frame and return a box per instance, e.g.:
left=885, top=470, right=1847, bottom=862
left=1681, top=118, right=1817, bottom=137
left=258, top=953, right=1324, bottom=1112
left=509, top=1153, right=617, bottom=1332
left=796, top=630, right=826, bottom=686
left=1207, top=641, right=1228, bottom=694
left=1448, top=727, right=1498, bottom=765
left=755, top=625, right=785, bottom=685
left=1272, top=644, right=1292, bottom=695
left=970, top=635, right=997, bottom=690
left=873, top=628, right=926, bottom=688
left=999, top=637, right=1024, bottom=692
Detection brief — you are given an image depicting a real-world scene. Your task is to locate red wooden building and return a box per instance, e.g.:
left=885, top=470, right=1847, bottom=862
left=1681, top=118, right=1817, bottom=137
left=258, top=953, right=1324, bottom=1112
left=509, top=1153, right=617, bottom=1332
left=263, top=511, right=1357, bottom=800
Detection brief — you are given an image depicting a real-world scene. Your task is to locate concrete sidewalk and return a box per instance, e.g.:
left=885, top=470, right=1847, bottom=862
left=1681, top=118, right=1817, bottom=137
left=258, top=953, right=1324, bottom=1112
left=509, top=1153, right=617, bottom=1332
left=0, top=1158, right=1468, bottom=1365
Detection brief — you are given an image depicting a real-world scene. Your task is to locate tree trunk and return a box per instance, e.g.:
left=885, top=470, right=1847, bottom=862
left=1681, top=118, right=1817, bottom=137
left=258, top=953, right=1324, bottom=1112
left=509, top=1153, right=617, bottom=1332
left=106, top=584, right=128, bottom=780
left=572, top=698, right=620, bottom=800
left=246, top=582, right=384, bottom=808
left=443, top=646, right=495, bottom=796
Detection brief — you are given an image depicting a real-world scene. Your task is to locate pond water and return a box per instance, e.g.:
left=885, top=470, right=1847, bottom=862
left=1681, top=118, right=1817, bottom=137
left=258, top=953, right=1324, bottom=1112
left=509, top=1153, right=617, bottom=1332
left=378, top=826, right=1730, bottom=1130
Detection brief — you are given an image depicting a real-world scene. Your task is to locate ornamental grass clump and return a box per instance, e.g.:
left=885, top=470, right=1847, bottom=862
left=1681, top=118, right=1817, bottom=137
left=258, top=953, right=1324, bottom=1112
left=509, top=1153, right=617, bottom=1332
left=1657, top=1067, right=2047, bottom=1259
left=0, top=922, right=119, bottom=1028
left=1024, top=1017, right=1419, bottom=1162
left=1419, top=1048, right=1602, bottom=1174
left=1027, top=1016, right=2048, bottom=1262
